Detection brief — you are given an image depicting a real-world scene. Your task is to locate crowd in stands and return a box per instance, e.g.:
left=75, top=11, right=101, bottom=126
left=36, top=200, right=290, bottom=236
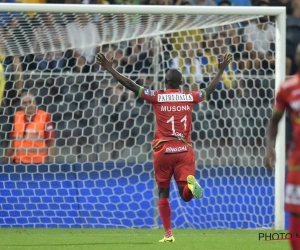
left=0, top=0, right=299, bottom=163
left=0, top=0, right=252, bottom=5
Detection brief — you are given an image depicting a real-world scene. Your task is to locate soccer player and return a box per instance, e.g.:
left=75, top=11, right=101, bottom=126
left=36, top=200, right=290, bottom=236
left=96, top=52, right=232, bottom=242
left=265, top=44, right=300, bottom=250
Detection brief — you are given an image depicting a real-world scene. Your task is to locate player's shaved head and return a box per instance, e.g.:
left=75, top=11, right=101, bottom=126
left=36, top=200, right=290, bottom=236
left=165, top=68, right=182, bottom=89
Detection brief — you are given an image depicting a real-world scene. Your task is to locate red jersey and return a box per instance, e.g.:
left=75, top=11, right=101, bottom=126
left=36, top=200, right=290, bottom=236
left=274, top=73, right=300, bottom=168
left=138, top=87, right=206, bottom=148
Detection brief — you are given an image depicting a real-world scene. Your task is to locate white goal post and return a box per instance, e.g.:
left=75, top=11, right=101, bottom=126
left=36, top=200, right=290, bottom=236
left=0, top=3, right=286, bottom=230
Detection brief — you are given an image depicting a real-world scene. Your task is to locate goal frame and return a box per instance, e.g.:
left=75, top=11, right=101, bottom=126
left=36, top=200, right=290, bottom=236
left=0, top=3, right=286, bottom=230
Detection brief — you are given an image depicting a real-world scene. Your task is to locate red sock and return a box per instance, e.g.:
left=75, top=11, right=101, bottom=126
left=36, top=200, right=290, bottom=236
left=158, top=198, right=172, bottom=237
left=289, top=214, right=300, bottom=250
left=182, top=184, right=194, bottom=201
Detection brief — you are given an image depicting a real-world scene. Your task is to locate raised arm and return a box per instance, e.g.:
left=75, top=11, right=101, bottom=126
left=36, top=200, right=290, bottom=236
left=204, top=54, right=232, bottom=96
left=96, top=53, right=140, bottom=94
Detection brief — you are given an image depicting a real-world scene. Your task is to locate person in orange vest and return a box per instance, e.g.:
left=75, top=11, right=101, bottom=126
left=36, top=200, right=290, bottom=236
left=4, top=92, right=55, bottom=164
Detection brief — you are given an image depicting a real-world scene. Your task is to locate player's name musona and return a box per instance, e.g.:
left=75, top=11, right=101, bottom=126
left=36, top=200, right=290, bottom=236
left=157, top=93, right=193, bottom=102
left=161, top=105, right=191, bottom=112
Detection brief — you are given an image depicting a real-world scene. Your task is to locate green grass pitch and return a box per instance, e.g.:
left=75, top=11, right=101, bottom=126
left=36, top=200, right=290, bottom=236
left=0, top=229, right=290, bottom=250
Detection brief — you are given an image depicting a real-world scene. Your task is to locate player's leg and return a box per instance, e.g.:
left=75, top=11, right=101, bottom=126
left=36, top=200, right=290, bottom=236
left=157, top=186, right=175, bottom=242
left=153, top=144, right=175, bottom=243
left=285, top=170, right=300, bottom=250
left=289, top=213, right=300, bottom=250
left=178, top=185, right=193, bottom=202
left=175, top=146, right=203, bottom=201
left=178, top=176, right=203, bottom=201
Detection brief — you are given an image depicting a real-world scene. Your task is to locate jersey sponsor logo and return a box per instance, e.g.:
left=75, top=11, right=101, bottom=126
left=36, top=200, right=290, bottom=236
left=143, top=88, right=150, bottom=95
left=157, top=93, right=193, bottom=102
left=199, top=91, right=203, bottom=98
left=161, top=105, right=191, bottom=112
left=171, top=131, right=184, bottom=137
left=165, top=146, right=188, bottom=154
left=290, top=101, right=300, bottom=111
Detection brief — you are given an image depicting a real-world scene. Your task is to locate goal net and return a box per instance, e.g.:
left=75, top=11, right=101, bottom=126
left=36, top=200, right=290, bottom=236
left=0, top=4, right=286, bottom=229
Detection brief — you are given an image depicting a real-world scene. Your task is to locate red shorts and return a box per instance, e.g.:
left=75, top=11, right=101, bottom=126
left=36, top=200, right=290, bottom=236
left=285, top=170, right=300, bottom=214
left=153, top=140, right=195, bottom=188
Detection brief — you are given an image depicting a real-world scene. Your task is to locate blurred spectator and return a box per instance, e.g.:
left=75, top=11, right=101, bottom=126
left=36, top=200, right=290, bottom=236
left=122, top=40, right=141, bottom=74
left=114, top=0, right=140, bottom=4
left=4, top=92, right=55, bottom=164
left=115, top=38, right=167, bottom=77
left=180, top=0, right=192, bottom=4
left=182, top=84, right=190, bottom=92
left=218, top=0, right=231, bottom=5
left=195, top=0, right=215, bottom=5
left=167, top=7, right=204, bottom=79
left=32, top=13, right=66, bottom=73
left=203, top=32, right=236, bottom=90
left=0, top=31, right=5, bottom=107
left=17, top=0, right=46, bottom=19
left=5, top=15, right=33, bottom=56
left=137, top=75, right=154, bottom=89
left=0, top=66, right=4, bottom=106
left=113, top=49, right=126, bottom=72
left=216, top=0, right=251, bottom=5
left=101, top=43, right=128, bottom=74
left=63, top=0, right=82, bottom=3
left=0, top=0, right=16, bottom=27
left=272, top=0, right=300, bottom=75
left=46, top=0, right=63, bottom=2
left=66, top=13, right=101, bottom=73
left=102, top=84, right=139, bottom=158
left=1, top=18, right=24, bottom=109
left=135, top=37, right=151, bottom=54
left=47, top=0, right=81, bottom=2
left=0, top=24, right=24, bottom=155
left=17, top=0, right=45, bottom=2
left=148, top=0, right=171, bottom=4
left=83, top=0, right=111, bottom=3
left=243, top=0, right=275, bottom=74
left=2, top=56, right=23, bottom=110
left=170, top=36, right=203, bottom=90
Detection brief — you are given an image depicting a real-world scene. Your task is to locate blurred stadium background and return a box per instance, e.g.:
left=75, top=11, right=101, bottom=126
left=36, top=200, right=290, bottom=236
left=0, top=0, right=296, bottom=233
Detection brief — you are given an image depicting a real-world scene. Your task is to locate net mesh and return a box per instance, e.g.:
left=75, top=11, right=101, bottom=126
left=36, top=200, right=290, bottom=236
left=0, top=12, right=261, bottom=57
left=0, top=9, right=276, bottom=229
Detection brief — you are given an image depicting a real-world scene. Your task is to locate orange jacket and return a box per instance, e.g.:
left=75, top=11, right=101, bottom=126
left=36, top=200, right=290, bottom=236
left=13, top=109, right=48, bottom=164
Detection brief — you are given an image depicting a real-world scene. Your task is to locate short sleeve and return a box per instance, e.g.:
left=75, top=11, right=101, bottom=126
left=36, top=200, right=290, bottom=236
left=273, top=86, right=287, bottom=113
left=138, top=87, right=157, bottom=103
left=192, top=89, right=207, bottom=103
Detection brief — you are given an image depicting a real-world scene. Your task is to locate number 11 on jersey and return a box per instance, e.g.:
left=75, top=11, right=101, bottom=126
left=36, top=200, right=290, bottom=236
left=167, top=115, right=187, bottom=137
